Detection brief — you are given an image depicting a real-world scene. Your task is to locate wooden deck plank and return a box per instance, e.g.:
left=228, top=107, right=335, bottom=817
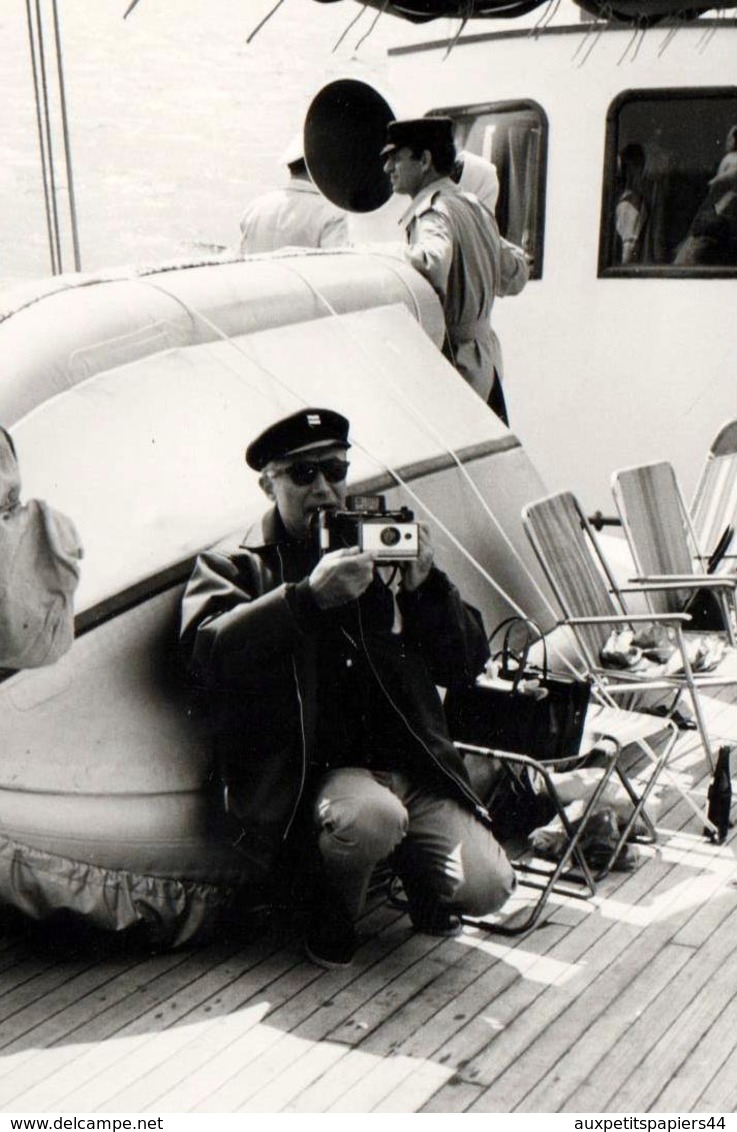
left=0, top=956, right=95, bottom=1025
left=18, top=939, right=312, bottom=1112
left=1, top=939, right=281, bottom=1110
left=186, top=930, right=449, bottom=1111
left=491, top=837, right=737, bottom=1111
left=0, top=721, right=733, bottom=1115
left=75, top=999, right=283, bottom=1115
left=372, top=1058, right=470, bottom=1114
left=601, top=905, right=737, bottom=1112
left=239, top=1041, right=348, bottom=1112
left=366, top=784, right=692, bottom=1115
left=99, top=905, right=405, bottom=1111
left=420, top=1079, right=485, bottom=1112
left=422, top=851, right=672, bottom=1106
left=419, top=821, right=714, bottom=1112
left=359, top=920, right=569, bottom=1061
left=563, top=878, right=737, bottom=1112
left=694, top=1042, right=737, bottom=1111
left=68, top=905, right=405, bottom=1112
left=0, top=953, right=142, bottom=1056
left=512, top=940, right=693, bottom=1112
left=230, top=932, right=518, bottom=1109
left=653, top=964, right=737, bottom=1111
left=94, top=960, right=328, bottom=1111
left=325, top=1051, right=453, bottom=1112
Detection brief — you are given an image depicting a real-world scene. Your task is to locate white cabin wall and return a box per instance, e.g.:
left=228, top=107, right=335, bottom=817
left=354, top=22, right=737, bottom=511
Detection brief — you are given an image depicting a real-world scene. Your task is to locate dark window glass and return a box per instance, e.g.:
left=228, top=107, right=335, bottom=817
left=430, top=100, right=547, bottom=278
left=600, top=89, right=737, bottom=275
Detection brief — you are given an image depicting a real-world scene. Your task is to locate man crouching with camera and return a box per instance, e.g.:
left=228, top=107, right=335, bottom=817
left=180, top=407, right=515, bottom=968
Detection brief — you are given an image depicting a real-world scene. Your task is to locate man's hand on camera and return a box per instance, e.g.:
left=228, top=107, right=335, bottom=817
left=401, top=521, right=434, bottom=592
left=308, top=546, right=376, bottom=609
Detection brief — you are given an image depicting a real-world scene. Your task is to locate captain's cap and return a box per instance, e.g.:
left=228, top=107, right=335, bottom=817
left=380, top=116, right=455, bottom=158
left=246, top=408, right=351, bottom=471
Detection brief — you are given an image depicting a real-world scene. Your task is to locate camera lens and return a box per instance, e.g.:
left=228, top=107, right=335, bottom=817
left=380, top=526, right=401, bottom=547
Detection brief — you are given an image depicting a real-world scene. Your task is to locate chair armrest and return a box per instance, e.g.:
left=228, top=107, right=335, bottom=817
left=565, top=612, right=691, bottom=626
left=628, top=574, right=737, bottom=591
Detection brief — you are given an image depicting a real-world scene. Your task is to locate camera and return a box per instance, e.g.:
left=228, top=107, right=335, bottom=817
left=314, top=494, right=419, bottom=561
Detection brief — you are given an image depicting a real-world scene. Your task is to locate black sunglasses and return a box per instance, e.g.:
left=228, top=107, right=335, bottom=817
left=277, top=458, right=350, bottom=487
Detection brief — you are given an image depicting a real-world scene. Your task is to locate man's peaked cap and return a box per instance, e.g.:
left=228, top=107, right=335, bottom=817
left=245, top=408, right=350, bottom=471
left=380, top=117, right=455, bottom=158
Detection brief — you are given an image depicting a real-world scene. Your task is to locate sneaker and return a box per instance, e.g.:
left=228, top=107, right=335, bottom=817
left=304, top=902, right=357, bottom=970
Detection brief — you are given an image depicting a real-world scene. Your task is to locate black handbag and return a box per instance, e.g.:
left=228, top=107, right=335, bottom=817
left=682, top=523, right=734, bottom=632
left=445, top=616, right=591, bottom=765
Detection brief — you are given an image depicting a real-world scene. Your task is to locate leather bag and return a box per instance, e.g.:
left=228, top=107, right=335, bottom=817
left=445, top=616, right=591, bottom=764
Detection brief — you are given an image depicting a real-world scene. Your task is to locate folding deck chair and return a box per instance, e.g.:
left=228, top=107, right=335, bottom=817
left=691, top=418, right=737, bottom=565
left=450, top=717, right=664, bottom=937
left=445, top=617, right=677, bottom=936
left=612, top=460, right=737, bottom=648
left=521, top=490, right=737, bottom=822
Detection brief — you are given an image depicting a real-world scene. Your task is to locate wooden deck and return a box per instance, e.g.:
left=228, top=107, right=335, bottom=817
left=2, top=698, right=737, bottom=1114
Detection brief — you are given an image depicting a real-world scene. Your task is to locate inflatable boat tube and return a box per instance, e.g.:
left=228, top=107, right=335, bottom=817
left=0, top=256, right=550, bottom=945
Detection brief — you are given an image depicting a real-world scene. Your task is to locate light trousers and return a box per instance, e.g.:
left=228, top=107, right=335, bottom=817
left=313, top=766, right=516, bottom=921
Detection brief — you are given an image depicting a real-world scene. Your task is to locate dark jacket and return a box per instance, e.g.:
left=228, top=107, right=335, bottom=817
left=179, top=507, right=492, bottom=880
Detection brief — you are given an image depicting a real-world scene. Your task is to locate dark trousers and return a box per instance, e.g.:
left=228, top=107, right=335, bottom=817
left=488, top=370, right=509, bottom=425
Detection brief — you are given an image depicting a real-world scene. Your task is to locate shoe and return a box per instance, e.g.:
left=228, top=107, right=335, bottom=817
left=581, top=808, right=641, bottom=873
left=651, top=704, right=697, bottom=731
left=304, top=900, right=357, bottom=970
left=409, top=906, right=464, bottom=938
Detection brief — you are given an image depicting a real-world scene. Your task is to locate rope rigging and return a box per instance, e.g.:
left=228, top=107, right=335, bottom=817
left=25, top=0, right=81, bottom=275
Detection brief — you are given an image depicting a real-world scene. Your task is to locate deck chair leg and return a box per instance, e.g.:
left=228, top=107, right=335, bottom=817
left=591, top=682, right=717, bottom=835
left=464, top=743, right=620, bottom=936
left=674, top=624, right=717, bottom=773
left=597, top=725, right=676, bottom=878
left=715, top=590, right=737, bottom=647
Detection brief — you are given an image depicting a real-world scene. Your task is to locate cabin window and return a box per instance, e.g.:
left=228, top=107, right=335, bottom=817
left=429, top=100, right=547, bottom=279
left=600, top=88, right=737, bottom=276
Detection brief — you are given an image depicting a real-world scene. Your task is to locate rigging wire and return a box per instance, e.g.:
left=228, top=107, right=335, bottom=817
left=576, top=18, right=607, bottom=65
left=25, top=0, right=58, bottom=275
left=333, top=1, right=370, bottom=51
left=531, top=0, right=563, bottom=35
left=355, top=0, right=390, bottom=49
left=443, top=15, right=470, bottom=58
left=34, top=0, right=63, bottom=274
left=51, top=0, right=81, bottom=271
left=246, top=0, right=289, bottom=45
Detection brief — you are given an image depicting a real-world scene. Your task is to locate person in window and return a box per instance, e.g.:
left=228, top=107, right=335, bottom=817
left=238, top=136, right=349, bottom=255
left=382, top=117, right=529, bottom=426
left=179, top=408, right=515, bottom=968
left=452, top=149, right=500, bottom=213
left=707, top=125, right=737, bottom=252
left=675, top=125, right=737, bottom=267
left=615, top=144, right=648, bottom=266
